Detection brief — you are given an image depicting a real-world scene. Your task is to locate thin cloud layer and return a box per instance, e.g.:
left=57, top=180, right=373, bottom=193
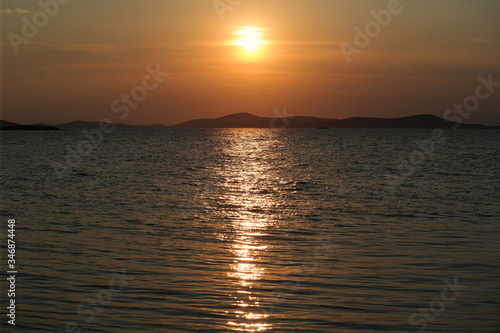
left=2, top=8, right=32, bottom=14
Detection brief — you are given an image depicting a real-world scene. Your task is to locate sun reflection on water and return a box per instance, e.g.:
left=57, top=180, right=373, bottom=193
left=226, top=203, right=272, bottom=331
left=216, top=130, right=288, bottom=332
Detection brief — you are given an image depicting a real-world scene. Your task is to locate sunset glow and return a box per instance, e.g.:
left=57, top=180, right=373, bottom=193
left=2, top=0, right=499, bottom=125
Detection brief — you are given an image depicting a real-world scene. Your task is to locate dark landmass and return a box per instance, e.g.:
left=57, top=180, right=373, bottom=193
left=2, top=113, right=499, bottom=129
left=330, top=114, right=487, bottom=129
left=56, top=120, right=133, bottom=128
left=172, top=113, right=339, bottom=128
left=1, top=125, right=61, bottom=131
left=32, top=122, right=58, bottom=127
left=171, top=113, right=499, bottom=129
left=1, top=119, right=167, bottom=129
left=56, top=120, right=168, bottom=128
left=0, top=120, right=19, bottom=128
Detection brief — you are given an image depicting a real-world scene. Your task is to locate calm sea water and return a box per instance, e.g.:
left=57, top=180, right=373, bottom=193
left=1, top=129, right=499, bottom=332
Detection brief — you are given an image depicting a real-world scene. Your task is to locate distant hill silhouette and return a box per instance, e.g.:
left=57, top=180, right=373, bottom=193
left=55, top=120, right=167, bottom=128
left=0, top=120, right=61, bottom=130
left=1, top=125, right=60, bottom=131
left=172, top=113, right=497, bottom=129
left=172, top=112, right=338, bottom=128
left=0, top=120, right=19, bottom=128
left=1, top=113, right=498, bottom=130
left=325, top=114, right=490, bottom=129
left=1, top=119, right=167, bottom=129
left=55, top=120, right=130, bottom=128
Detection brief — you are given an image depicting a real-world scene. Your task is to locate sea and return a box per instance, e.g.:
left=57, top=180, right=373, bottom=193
left=1, top=128, right=499, bottom=332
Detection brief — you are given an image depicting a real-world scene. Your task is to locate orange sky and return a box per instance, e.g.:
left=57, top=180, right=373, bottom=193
left=2, top=0, right=500, bottom=125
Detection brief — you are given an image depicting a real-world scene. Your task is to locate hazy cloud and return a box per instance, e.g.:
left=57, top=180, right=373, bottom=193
left=2, top=8, right=32, bottom=14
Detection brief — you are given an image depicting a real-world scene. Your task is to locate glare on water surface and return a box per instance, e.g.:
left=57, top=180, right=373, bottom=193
left=215, top=130, right=290, bottom=332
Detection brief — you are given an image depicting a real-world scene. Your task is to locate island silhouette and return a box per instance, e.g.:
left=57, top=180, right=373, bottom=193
left=1, top=113, right=499, bottom=130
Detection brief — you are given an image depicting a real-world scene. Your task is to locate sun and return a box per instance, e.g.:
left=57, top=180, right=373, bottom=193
left=233, top=27, right=267, bottom=54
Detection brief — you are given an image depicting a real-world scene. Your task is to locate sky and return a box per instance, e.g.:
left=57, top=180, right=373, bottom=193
left=1, top=0, right=500, bottom=125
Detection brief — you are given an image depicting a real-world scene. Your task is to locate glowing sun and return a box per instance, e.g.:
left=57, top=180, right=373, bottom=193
left=234, top=27, right=267, bottom=54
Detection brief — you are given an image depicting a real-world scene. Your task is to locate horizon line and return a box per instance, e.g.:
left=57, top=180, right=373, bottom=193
left=3, top=112, right=500, bottom=127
